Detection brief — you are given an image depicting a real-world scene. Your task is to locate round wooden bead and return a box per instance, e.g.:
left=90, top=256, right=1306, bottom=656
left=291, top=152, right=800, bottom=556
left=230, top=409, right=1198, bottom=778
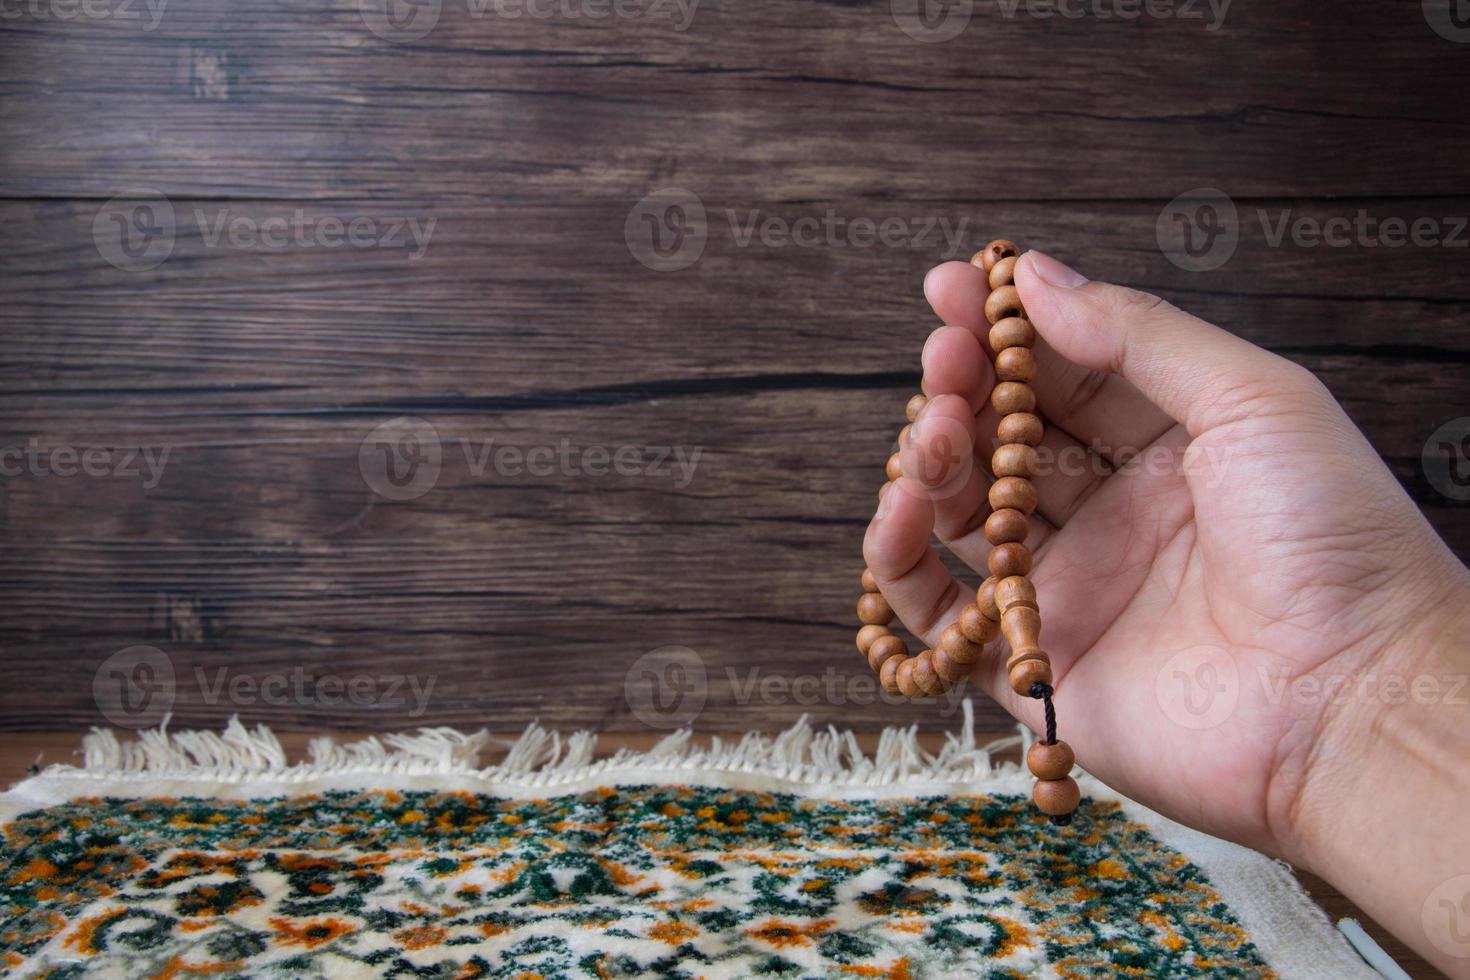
left=879, top=654, right=906, bottom=694
left=940, top=622, right=983, bottom=665
left=984, top=508, right=1028, bottom=546
left=898, top=424, right=911, bottom=447
left=895, top=657, right=924, bottom=698
left=990, top=382, right=1037, bottom=416
left=1009, top=656, right=1053, bottom=696
left=976, top=577, right=1001, bottom=622
left=991, top=444, right=1039, bottom=480
left=995, top=575, right=1038, bottom=612
left=1027, top=740, right=1075, bottom=781
left=912, top=651, right=947, bottom=696
left=973, top=239, right=1018, bottom=273
left=885, top=453, right=903, bottom=481
left=959, top=602, right=999, bottom=644
left=932, top=647, right=970, bottom=683
left=989, top=317, right=1035, bottom=354
left=995, top=347, right=1037, bottom=383
left=1001, top=604, right=1042, bottom=650
left=856, top=623, right=890, bottom=655
left=860, top=569, right=878, bottom=593
left=867, top=634, right=908, bottom=673
left=997, top=412, right=1044, bottom=447
left=857, top=592, right=894, bottom=626
left=984, top=285, right=1025, bottom=326
left=988, top=542, right=1033, bottom=579
left=987, top=255, right=1018, bottom=290
left=905, top=394, right=928, bottom=423
left=1032, top=776, right=1081, bottom=816
left=989, top=477, right=1038, bottom=515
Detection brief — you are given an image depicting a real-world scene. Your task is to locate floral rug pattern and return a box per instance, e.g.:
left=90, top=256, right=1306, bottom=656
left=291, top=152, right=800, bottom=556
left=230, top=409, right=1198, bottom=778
left=0, top=785, right=1273, bottom=978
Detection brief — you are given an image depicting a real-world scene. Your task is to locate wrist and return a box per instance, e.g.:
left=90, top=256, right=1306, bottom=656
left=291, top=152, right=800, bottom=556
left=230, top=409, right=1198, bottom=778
left=1283, top=570, right=1470, bottom=973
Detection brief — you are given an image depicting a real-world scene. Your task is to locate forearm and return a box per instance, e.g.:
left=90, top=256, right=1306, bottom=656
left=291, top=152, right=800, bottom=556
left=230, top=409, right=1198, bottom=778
left=1290, top=578, right=1470, bottom=977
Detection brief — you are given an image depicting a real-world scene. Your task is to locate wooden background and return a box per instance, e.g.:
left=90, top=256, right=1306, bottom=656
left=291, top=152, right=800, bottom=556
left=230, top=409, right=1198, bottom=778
left=2, top=0, right=1468, bottom=735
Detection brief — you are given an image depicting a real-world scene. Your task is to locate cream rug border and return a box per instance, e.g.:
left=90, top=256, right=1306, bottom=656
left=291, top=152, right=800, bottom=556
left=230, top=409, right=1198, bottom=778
left=0, top=703, right=1378, bottom=980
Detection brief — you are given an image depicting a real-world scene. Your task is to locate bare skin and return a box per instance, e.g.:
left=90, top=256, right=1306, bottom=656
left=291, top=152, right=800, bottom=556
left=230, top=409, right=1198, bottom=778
left=864, top=251, right=1470, bottom=977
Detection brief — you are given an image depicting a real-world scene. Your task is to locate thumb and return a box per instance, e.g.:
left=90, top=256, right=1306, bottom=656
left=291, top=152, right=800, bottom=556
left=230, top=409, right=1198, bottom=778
left=1014, top=250, right=1324, bottom=436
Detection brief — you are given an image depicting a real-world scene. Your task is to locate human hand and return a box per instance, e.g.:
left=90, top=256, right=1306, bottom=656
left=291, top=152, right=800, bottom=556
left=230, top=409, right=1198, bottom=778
left=863, top=251, right=1470, bottom=973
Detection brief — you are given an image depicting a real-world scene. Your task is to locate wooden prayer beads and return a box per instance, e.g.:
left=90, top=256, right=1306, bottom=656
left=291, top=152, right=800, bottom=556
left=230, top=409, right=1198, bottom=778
left=854, top=239, right=1080, bottom=825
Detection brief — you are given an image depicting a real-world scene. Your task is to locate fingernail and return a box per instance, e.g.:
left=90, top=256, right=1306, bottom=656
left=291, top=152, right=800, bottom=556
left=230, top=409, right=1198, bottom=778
left=1025, top=250, right=1087, bottom=289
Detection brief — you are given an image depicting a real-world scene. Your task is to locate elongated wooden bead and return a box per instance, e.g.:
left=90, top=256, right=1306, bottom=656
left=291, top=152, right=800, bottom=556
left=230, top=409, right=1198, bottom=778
left=1027, top=740, right=1075, bottom=780
left=984, top=508, right=1028, bottom=545
left=857, top=592, right=894, bottom=625
left=988, top=542, right=1032, bottom=579
left=940, top=622, right=984, bottom=664
left=997, top=412, right=1044, bottom=447
left=995, top=346, right=1037, bottom=383
left=976, top=577, right=1001, bottom=622
left=989, top=477, right=1038, bottom=515
left=912, top=651, right=947, bottom=696
left=973, top=239, right=1018, bottom=273
left=856, top=623, right=890, bottom=655
left=989, top=317, right=1035, bottom=354
left=1033, top=776, right=1080, bottom=816
left=985, top=285, right=1024, bottom=325
left=886, top=453, right=903, bottom=481
left=992, top=444, right=1039, bottom=479
left=988, top=255, right=1018, bottom=290
left=867, top=634, right=908, bottom=673
left=1009, top=656, right=1053, bottom=696
left=906, top=394, right=928, bottom=422
left=1002, top=604, right=1041, bottom=650
left=1007, top=647, right=1049, bottom=672
left=959, top=602, right=1000, bottom=644
left=990, top=382, right=1036, bottom=416
left=995, top=575, right=1038, bottom=612
left=879, top=654, right=906, bottom=694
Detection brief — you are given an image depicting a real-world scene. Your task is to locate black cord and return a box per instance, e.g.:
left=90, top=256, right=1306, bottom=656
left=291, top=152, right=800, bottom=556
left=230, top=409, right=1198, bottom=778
left=1029, top=681, right=1057, bottom=745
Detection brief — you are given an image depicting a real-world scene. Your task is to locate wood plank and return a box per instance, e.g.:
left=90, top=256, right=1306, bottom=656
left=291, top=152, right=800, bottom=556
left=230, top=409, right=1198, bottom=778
left=0, top=0, right=1467, bottom=199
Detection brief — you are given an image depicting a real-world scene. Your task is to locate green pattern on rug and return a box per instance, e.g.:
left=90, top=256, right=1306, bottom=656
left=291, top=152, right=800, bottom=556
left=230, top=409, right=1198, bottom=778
left=1, top=787, right=1273, bottom=979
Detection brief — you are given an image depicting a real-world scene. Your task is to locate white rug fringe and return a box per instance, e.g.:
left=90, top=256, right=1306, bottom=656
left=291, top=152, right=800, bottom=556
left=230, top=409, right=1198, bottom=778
left=31, top=700, right=1027, bottom=792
